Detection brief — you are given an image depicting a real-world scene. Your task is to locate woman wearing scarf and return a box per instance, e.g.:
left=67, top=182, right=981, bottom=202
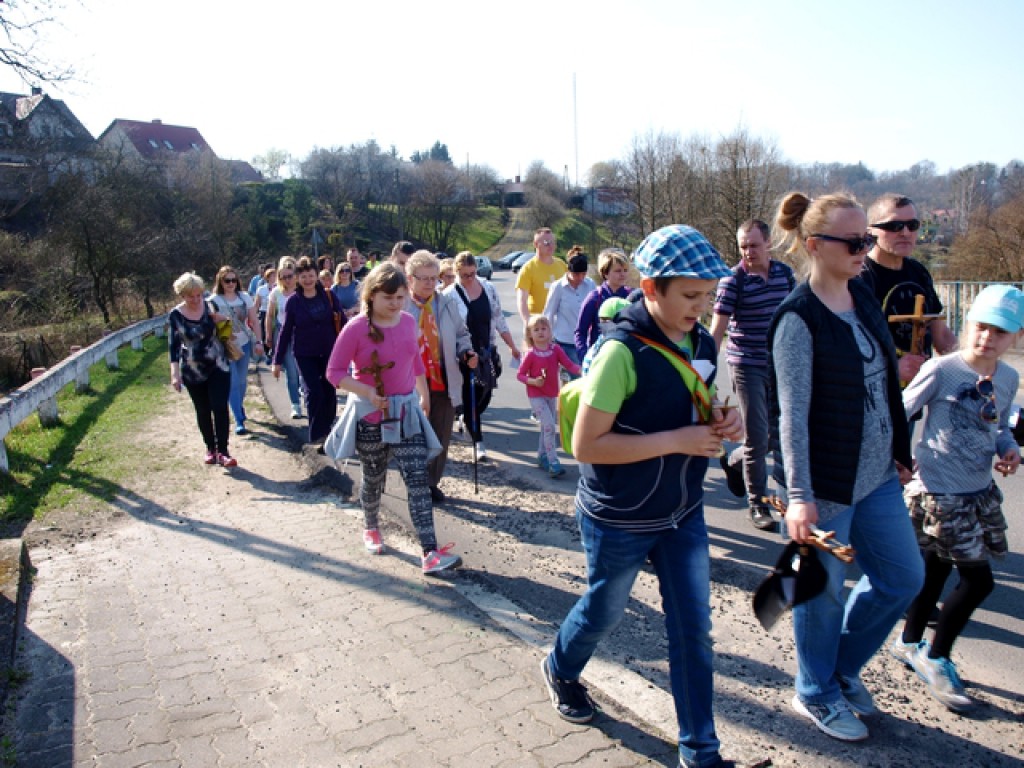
left=405, top=250, right=477, bottom=503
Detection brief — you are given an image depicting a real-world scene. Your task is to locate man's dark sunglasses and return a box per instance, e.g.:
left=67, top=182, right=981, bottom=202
left=810, top=233, right=877, bottom=255
left=871, top=218, right=921, bottom=233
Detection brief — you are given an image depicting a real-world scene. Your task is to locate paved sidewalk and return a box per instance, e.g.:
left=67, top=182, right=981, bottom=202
left=8, top=387, right=676, bottom=768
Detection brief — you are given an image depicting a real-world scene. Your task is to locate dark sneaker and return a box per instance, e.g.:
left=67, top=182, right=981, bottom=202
left=719, top=453, right=746, bottom=497
left=749, top=504, right=776, bottom=531
left=429, top=486, right=446, bottom=504
left=792, top=695, right=868, bottom=741
left=540, top=655, right=595, bottom=724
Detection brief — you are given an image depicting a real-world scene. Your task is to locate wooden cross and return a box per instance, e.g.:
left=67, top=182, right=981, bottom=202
left=357, top=350, right=397, bottom=421
left=888, top=294, right=943, bottom=356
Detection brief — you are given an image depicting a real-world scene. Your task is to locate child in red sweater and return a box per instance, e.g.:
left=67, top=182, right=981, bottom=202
left=518, top=314, right=581, bottom=477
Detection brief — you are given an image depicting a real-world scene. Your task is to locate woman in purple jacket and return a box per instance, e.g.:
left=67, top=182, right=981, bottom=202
left=272, top=256, right=343, bottom=445
left=574, top=248, right=632, bottom=362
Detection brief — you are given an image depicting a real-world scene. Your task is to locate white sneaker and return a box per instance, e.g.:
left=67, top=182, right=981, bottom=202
left=475, top=442, right=488, bottom=461
left=290, top=405, right=303, bottom=419
left=911, top=644, right=972, bottom=711
left=890, top=637, right=924, bottom=668
left=454, top=415, right=463, bottom=433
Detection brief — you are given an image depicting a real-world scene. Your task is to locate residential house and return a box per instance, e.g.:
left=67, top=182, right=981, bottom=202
left=0, top=87, right=95, bottom=206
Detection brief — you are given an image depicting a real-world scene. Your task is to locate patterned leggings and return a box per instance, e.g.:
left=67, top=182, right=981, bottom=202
left=356, top=420, right=437, bottom=554
left=529, top=395, right=560, bottom=465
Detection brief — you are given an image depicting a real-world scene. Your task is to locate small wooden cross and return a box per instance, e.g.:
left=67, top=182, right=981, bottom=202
left=888, top=294, right=943, bottom=356
left=357, top=350, right=397, bottom=421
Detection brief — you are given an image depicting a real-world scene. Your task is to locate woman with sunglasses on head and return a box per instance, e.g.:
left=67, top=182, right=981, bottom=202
left=862, top=193, right=958, bottom=384
left=209, top=265, right=262, bottom=435
left=266, top=257, right=305, bottom=419
left=892, top=285, right=1022, bottom=712
left=331, top=261, right=361, bottom=319
left=769, top=192, right=923, bottom=743
left=273, top=256, right=343, bottom=447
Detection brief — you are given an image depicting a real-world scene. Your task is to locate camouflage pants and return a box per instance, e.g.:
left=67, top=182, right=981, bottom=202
left=905, top=482, right=1008, bottom=563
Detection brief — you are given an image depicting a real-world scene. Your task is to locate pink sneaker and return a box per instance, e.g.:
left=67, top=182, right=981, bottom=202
left=217, top=453, right=238, bottom=468
left=422, top=543, right=462, bottom=575
left=203, top=451, right=218, bottom=465
left=363, top=529, right=384, bottom=555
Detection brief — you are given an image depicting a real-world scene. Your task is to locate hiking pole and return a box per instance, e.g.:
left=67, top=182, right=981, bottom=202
left=469, top=368, right=479, bottom=494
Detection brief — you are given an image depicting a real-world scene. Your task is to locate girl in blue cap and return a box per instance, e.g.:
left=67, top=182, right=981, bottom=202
left=892, top=284, right=1022, bottom=711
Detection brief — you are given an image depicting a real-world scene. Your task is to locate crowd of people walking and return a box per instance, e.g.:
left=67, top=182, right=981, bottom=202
left=167, top=196, right=1020, bottom=766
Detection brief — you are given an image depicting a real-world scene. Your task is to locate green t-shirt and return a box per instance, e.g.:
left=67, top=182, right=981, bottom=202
left=582, top=335, right=697, bottom=415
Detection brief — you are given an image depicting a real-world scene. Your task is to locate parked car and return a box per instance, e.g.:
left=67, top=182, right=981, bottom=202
left=494, top=250, right=525, bottom=270
left=511, top=251, right=535, bottom=273
left=475, top=256, right=493, bottom=280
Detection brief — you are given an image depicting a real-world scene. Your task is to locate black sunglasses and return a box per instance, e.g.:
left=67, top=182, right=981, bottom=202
left=222, top=277, right=238, bottom=283
left=810, top=233, right=877, bottom=255
left=872, top=218, right=921, bottom=233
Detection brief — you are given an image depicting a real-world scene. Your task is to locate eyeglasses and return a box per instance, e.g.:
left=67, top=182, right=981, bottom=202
left=975, top=376, right=998, bottom=423
left=279, top=273, right=295, bottom=279
left=871, top=218, right=921, bottom=233
left=411, top=274, right=438, bottom=283
left=223, top=277, right=238, bottom=284
left=339, top=268, right=351, bottom=273
left=810, top=233, right=877, bottom=255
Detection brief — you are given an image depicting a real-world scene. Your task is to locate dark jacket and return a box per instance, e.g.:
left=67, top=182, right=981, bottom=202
left=768, top=279, right=911, bottom=506
left=274, top=286, right=339, bottom=362
left=576, top=299, right=717, bottom=532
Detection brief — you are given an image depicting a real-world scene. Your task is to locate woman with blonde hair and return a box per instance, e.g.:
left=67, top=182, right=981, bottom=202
left=265, top=256, right=304, bottom=419
left=574, top=247, right=632, bottom=361
left=769, top=191, right=923, bottom=742
left=168, top=272, right=237, bottom=467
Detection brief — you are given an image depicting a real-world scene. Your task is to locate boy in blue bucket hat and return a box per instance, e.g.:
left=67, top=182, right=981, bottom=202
left=541, top=225, right=745, bottom=768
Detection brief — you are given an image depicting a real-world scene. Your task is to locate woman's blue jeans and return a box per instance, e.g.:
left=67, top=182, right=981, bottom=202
left=227, top=341, right=251, bottom=427
left=792, top=475, right=924, bottom=704
left=273, top=326, right=303, bottom=409
left=550, top=508, right=721, bottom=768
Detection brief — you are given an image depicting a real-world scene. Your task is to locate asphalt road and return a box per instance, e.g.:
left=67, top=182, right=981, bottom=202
left=479, top=260, right=1024, bottom=704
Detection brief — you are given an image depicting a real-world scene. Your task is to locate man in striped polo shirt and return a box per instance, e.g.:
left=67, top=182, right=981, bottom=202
left=710, top=219, right=795, bottom=530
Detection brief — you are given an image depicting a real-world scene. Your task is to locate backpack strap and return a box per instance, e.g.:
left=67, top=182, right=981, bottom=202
left=630, top=333, right=713, bottom=423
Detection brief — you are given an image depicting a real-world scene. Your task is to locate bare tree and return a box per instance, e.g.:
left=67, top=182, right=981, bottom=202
left=0, top=0, right=74, bottom=84
left=252, top=148, right=290, bottom=182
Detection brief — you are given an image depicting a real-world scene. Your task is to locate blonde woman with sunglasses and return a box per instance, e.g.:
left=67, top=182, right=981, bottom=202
left=769, top=192, right=923, bottom=742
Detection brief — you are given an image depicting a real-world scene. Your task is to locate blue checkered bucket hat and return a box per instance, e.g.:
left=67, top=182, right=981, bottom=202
left=633, top=225, right=731, bottom=280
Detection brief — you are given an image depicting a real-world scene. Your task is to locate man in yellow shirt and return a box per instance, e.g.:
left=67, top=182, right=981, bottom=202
left=516, top=227, right=567, bottom=344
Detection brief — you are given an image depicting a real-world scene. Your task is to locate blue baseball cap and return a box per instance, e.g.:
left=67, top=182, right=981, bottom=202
left=967, top=284, right=1023, bottom=333
left=633, top=225, right=731, bottom=280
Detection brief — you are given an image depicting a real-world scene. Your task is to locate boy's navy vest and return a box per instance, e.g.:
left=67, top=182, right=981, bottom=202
left=576, top=300, right=716, bottom=532
left=767, top=280, right=911, bottom=506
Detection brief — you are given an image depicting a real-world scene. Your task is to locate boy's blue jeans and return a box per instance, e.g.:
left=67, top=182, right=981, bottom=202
left=793, top=475, right=924, bottom=704
left=550, top=508, right=721, bottom=768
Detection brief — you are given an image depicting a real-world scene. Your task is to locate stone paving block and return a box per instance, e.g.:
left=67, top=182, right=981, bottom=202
left=165, top=705, right=240, bottom=740
left=96, top=741, right=178, bottom=768
left=210, top=726, right=263, bottom=764
left=89, top=716, right=133, bottom=754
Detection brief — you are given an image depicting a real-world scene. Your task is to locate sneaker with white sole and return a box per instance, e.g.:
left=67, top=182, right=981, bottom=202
left=291, top=405, right=303, bottom=419
left=475, top=442, right=488, bottom=461
left=540, top=655, right=595, bottom=724
left=791, top=695, right=868, bottom=741
left=890, top=637, right=925, bottom=668
left=837, top=674, right=877, bottom=716
left=911, top=644, right=972, bottom=711
left=422, top=544, right=462, bottom=575
left=362, top=529, right=384, bottom=555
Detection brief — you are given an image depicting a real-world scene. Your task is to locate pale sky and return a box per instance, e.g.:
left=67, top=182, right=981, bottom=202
left=3, top=0, right=1021, bottom=183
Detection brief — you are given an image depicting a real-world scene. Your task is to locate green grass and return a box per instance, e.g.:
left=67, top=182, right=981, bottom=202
left=457, top=206, right=506, bottom=254
left=0, top=337, right=168, bottom=530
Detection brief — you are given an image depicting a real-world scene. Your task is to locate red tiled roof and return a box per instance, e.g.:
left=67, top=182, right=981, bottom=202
left=99, top=119, right=214, bottom=159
